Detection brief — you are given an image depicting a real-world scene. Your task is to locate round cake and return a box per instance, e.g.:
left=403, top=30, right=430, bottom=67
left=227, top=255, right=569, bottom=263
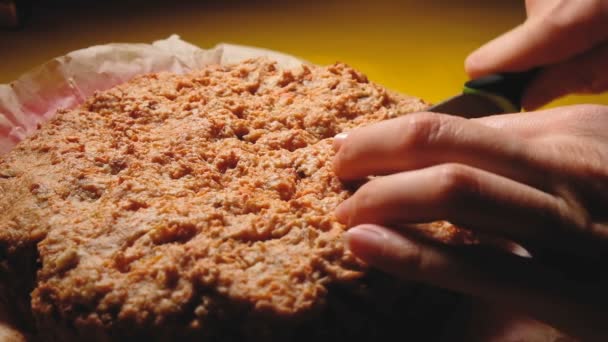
left=0, top=59, right=465, bottom=341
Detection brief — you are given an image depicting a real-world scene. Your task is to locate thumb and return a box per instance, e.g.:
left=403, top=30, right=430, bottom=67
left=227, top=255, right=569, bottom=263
left=465, top=1, right=608, bottom=78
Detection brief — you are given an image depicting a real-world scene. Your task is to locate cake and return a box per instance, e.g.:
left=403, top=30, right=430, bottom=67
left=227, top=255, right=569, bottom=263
left=0, top=58, right=465, bottom=341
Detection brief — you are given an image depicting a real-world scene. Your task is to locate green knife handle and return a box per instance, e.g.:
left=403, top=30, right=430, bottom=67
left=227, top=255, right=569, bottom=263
left=464, top=68, right=540, bottom=112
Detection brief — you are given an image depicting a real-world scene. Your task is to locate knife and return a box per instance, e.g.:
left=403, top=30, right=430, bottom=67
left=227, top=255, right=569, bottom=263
left=427, top=69, right=539, bottom=118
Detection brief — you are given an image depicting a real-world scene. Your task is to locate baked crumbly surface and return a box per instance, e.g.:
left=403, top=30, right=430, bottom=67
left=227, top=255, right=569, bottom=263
left=0, top=59, right=464, bottom=341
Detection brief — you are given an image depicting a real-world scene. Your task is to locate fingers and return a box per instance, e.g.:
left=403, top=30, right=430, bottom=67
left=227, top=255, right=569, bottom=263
left=333, top=112, right=542, bottom=188
left=474, top=104, right=608, bottom=138
left=521, top=42, right=608, bottom=109
left=344, top=224, right=552, bottom=306
left=335, top=163, right=571, bottom=244
left=465, top=1, right=608, bottom=78
left=343, top=223, right=608, bottom=341
left=473, top=112, right=552, bottom=139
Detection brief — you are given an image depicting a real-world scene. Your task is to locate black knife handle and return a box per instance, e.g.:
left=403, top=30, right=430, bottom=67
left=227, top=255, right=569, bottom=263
left=464, top=68, right=540, bottom=111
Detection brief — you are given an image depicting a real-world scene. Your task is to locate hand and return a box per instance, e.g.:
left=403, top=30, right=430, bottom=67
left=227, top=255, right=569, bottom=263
left=332, top=105, right=608, bottom=341
left=465, top=0, right=608, bottom=110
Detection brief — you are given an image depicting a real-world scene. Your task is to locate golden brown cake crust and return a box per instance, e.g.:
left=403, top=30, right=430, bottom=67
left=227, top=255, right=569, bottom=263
left=0, top=59, right=462, bottom=341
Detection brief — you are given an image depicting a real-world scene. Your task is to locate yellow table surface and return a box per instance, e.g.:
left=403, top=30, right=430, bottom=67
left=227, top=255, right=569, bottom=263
left=1, top=0, right=607, bottom=107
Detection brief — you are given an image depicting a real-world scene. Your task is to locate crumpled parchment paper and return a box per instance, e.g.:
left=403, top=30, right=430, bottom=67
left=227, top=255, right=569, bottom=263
left=0, top=34, right=305, bottom=155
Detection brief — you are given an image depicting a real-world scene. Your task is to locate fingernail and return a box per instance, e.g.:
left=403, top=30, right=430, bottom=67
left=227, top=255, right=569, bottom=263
left=335, top=198, right=352, bottom=224
left=344, top=225, right=387, bottom=259
left=333, top=132, right=348, bottom=152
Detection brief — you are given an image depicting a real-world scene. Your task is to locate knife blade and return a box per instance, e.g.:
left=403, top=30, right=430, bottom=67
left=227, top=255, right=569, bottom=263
left=427, top=69, right=539, bottom=118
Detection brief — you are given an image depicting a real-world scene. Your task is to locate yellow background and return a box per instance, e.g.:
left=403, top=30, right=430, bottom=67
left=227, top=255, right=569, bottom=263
left=1, top=0, right=607, bottom=107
